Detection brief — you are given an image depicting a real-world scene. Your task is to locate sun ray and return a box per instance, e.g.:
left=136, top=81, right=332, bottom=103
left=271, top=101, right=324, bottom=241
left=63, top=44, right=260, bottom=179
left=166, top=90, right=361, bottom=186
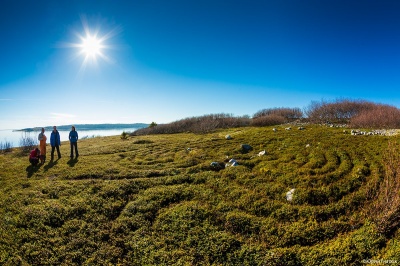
left=59, top=15, right=122, bottom=73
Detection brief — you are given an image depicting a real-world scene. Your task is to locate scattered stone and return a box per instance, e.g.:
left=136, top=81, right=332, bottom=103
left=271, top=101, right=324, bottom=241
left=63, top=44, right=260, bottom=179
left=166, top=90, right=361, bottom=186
left=286, top=188, right=295, bottom=201
left=241, top=144, right=253, bottom=153
left=229, top=159, right=238, bottom=166
left=225, top=134, right=232, bottom=140
left=298, top=127, right=305, bottom=130
left=273, top=128, right=277, bottom=132
left=225, top=158, right=238, bottom=167
left=285, top=127, right=291, bottom=130
left=210, top=161, right=225, bottom=170
left=350, top=129, right=400, bottom=136
left=258, top=150, right=266, bottom=156
left=305, top=144, right=310, bottom=148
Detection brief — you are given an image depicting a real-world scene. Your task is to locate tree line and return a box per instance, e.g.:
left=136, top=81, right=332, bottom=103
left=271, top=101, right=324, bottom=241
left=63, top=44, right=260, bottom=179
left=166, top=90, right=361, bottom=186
left=132, top=99, right=400, bottom=135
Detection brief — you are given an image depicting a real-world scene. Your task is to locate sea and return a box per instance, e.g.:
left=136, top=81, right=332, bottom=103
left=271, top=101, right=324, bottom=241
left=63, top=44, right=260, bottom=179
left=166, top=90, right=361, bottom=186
left=0, top=127, right=142, bottom=148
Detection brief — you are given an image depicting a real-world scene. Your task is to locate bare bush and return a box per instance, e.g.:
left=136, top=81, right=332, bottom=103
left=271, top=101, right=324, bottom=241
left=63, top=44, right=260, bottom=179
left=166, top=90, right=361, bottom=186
left=350, top=104, right=400, bottom=129
left=306, top=98, right=400, bottom=128
left=19, top=132, right=37, bottom=153
left=251, top=114, right=286, bottom=126
left=251, top=107, right=303, bottom=127
left=305, top=99, right=375, bottom=123
left=253, top=107, right=303, bottom=120
left=0, top=140, right=13, bottom=153
left=369, top=141, right=400, bottom=236
left=132, top=114, right=251, bottom=135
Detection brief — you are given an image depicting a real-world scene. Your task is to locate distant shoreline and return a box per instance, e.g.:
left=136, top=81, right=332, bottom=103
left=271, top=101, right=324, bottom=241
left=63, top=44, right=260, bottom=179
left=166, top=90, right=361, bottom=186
left=1, top=124, right=149, bottom=148
left=13, top=123, right=149, bottom=132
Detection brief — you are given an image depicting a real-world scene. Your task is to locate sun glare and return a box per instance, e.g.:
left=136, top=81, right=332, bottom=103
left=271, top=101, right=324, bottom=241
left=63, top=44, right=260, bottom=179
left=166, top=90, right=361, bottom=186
left=61, top=15, right=122, bottom=73
left=80, top=35, right=102, bottom=58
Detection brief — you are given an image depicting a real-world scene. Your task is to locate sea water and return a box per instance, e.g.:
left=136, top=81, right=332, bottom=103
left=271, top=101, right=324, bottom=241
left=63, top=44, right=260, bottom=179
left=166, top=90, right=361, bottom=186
left=0, top=128, right=140, bottom=148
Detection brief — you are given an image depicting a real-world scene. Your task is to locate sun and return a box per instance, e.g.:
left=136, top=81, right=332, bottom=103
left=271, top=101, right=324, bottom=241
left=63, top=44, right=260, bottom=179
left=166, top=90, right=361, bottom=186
left=80, top=35, right=103, bottom=58
left=77, top=32, right=107, bottom=64
left=61, top=15, right=122, bottom=73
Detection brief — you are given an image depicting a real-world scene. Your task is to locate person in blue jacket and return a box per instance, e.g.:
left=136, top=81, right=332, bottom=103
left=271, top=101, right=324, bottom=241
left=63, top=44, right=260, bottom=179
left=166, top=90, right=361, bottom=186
left=50, top=126, right=61, bottom=160
left=69, top=126, right=79, bottom=159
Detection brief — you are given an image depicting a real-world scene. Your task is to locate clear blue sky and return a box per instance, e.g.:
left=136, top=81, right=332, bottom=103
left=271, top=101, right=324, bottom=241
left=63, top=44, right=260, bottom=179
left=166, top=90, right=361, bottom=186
left=1, top=0, right=400, bottom=130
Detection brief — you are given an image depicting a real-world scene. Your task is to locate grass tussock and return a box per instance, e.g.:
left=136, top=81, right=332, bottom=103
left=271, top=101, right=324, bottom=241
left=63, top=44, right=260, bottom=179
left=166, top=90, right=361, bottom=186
left=368, top=140, right=400, bottom=236
left=1, top=125, right=400, bottom=264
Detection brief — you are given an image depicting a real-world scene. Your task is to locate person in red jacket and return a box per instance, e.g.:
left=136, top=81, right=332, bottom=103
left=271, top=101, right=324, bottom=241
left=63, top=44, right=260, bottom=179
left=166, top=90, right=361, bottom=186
left=29, top=148, right=41, bottom=166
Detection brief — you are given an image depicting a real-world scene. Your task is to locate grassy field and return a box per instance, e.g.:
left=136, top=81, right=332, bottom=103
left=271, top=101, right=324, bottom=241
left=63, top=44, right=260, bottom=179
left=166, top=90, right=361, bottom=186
left=1, top=125, right=399, bottom=265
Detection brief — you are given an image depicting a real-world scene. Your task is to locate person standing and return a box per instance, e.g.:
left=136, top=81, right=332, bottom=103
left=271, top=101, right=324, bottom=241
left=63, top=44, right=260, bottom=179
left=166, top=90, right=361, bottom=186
left=50, top=126, right=61, bottom=160
left=69, top=126, right=79, bottom=159
left=38, top=127, right=47, bottom=164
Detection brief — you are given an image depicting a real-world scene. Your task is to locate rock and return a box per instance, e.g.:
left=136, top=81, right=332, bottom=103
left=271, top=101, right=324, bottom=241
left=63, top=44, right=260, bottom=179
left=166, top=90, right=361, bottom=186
left=226, top=158, right=238, bottom=167
left=241, top=144, right=253, bottom=153
left=210, top=161, right=225, bottom=170
left=286, top=188, right=295, bottom=201
left=305, top=144, right=310, bottom=148
left=225, top=135, right=232, bottom=140
left=298, top=127, right=305, bottom=130
left=273, top=128, right=277, bottom=132
left=258, top=150, right=266, bottom=156
left=229, top=159, right=238, bottom=166
left=285, top=127, right=291, bottom=130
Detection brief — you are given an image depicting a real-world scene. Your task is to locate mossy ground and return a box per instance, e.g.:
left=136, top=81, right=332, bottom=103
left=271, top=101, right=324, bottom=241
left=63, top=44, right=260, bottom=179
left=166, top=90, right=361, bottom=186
left=1, top=126, right=399, bottom=265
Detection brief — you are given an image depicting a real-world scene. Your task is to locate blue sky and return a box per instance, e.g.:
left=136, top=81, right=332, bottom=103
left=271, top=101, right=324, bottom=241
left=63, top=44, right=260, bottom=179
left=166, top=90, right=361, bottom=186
left=1, top=0, right=400, bottom=130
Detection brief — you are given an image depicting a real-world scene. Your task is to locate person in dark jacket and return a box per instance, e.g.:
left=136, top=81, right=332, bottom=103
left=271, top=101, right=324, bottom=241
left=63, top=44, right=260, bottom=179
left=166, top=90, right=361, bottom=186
left=69, top=126, right=79, bottom=159
left=50, top=126, right=61, bottom=160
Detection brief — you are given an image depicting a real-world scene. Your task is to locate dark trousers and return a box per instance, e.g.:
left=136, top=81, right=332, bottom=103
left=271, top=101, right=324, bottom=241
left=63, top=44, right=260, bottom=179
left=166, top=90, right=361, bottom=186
left=51, top=145, right=61, bottom=160
left=29, top=158, right=39, bottom=166
left=70, top=142, right=79, bottom=158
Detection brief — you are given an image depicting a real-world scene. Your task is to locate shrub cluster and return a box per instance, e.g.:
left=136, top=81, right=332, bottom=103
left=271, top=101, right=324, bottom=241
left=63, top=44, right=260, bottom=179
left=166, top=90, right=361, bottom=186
left=305, top=99, right=400, bottom=128
left=133, top=99, right=400, bottom=136
left=253, top=107, right=303, bottom=120
left=0, top=140, right=12, bottom=153
left=305, top=99, right=374, bottom=123
left=132, top=113, right=250, bottom=135
left=350, top=104, right=400, bottom=128
left=19, top=133, right=36, bottom=153
left=252, top=107, right=303, bottom=126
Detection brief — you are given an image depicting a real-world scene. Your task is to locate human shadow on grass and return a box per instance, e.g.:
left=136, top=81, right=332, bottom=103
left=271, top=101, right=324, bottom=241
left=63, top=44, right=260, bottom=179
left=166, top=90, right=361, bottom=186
left=26, top=164, right=42, bottom=178
left=67, top=158, right=78, bottom=167
left=44, top=159, right=59, bottom=172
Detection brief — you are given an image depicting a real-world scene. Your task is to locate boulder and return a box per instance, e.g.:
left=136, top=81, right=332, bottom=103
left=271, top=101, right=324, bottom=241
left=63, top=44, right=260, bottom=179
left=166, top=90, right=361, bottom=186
left=241, top=144, right=253, bottom=153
